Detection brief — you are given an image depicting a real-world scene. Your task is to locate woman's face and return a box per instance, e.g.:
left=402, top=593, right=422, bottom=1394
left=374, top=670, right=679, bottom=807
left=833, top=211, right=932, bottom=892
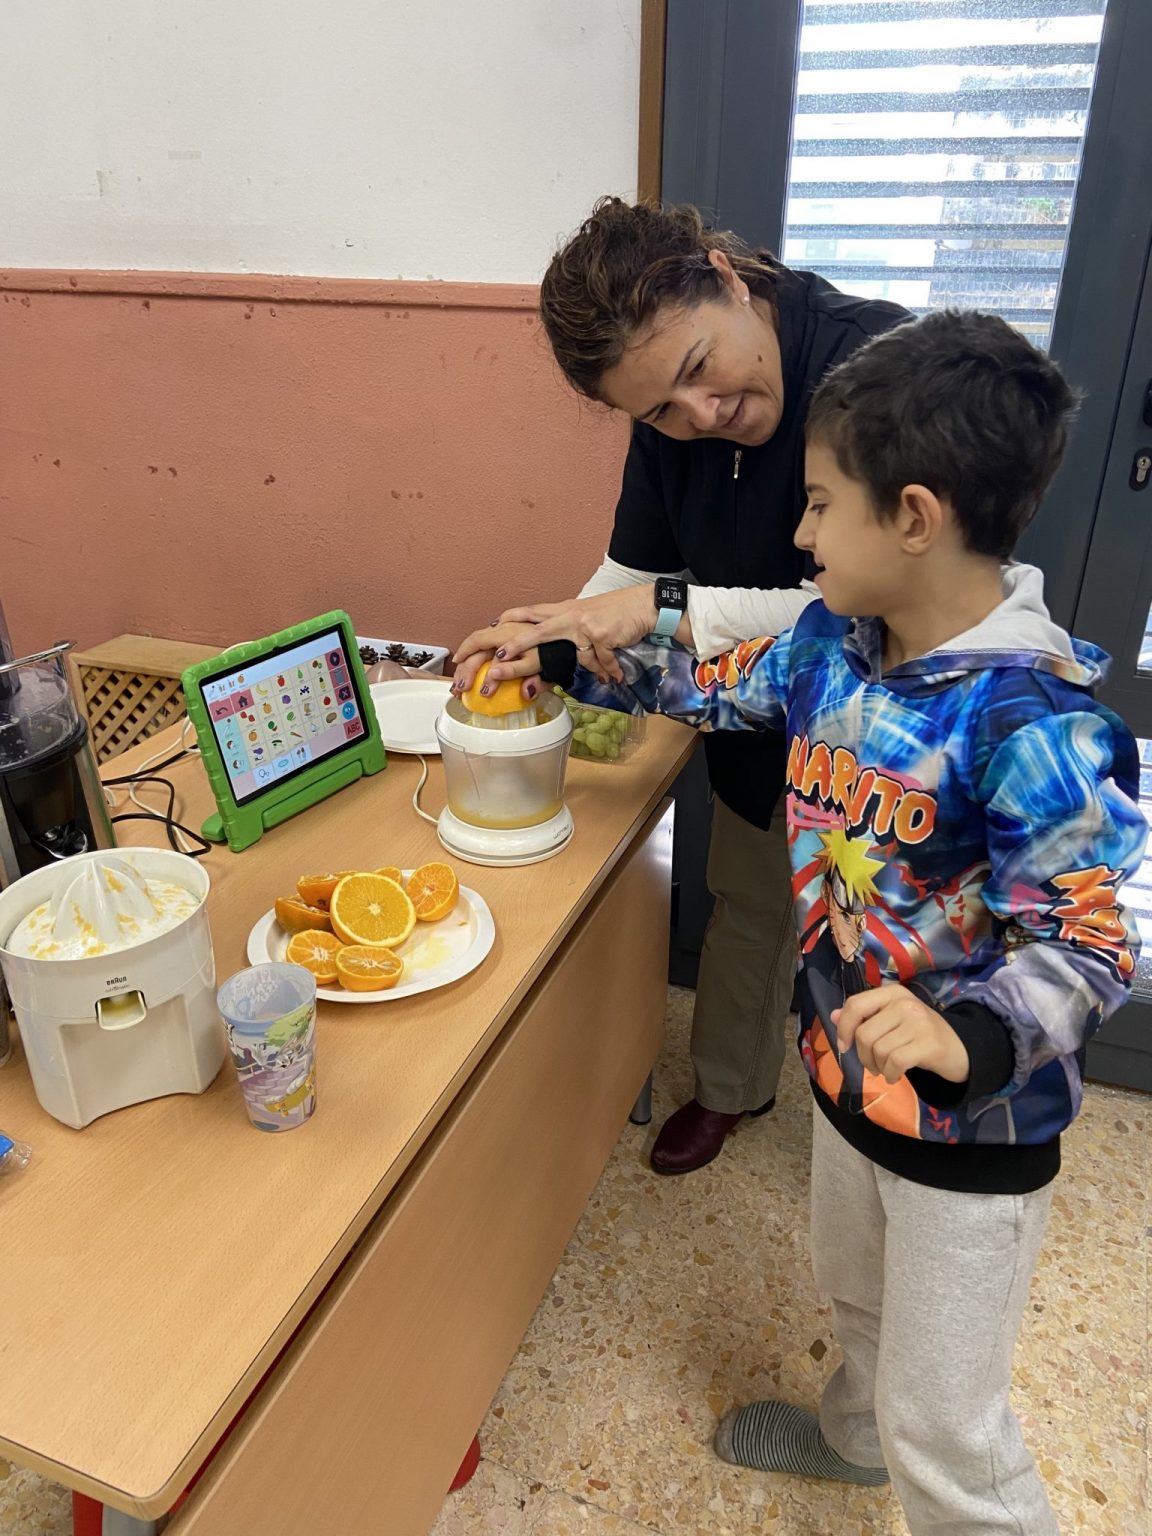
left=598, top=258, right=785, bottom=447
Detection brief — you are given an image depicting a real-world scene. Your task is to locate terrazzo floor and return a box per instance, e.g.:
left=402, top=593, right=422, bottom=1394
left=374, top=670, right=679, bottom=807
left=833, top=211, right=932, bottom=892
left=2, top=987, right=1147, bottom=1536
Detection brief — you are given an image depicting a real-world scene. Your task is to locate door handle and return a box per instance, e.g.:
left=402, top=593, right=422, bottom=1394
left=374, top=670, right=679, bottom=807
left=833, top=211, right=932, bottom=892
left=1144, top=380, right=1152, bottom=427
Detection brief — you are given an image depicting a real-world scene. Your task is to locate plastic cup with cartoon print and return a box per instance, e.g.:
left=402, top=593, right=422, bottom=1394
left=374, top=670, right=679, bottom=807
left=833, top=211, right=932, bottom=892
left=218, top=963, right=317, bottom=1132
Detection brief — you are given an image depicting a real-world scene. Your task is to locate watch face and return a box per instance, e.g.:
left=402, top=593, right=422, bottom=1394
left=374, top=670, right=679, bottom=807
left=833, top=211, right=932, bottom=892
left=656, top=578, right=686, bottom=609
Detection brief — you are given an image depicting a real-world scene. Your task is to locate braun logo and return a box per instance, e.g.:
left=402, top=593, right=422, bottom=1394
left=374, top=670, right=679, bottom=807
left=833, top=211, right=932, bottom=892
left=105, top=975, right=128, bottom=988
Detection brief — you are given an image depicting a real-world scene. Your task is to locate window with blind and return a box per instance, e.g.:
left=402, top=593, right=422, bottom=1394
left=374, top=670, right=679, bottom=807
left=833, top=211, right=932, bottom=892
left=780, top=0, right=1108, bottom=348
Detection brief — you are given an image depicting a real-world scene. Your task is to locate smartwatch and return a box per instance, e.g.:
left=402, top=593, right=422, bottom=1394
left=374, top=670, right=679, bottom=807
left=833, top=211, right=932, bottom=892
left=651, top=576, right=688, bottom=646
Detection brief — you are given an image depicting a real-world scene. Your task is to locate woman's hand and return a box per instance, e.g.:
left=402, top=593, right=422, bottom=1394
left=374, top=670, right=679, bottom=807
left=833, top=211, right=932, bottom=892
left=451, top=623, right=543, bottom=698
left=457, top=588, right=659, bottom=685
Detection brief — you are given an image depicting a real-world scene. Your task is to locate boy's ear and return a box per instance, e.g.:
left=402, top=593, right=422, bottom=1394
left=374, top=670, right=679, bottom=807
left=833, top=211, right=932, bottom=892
left=894, top=484, right=944, bottom=553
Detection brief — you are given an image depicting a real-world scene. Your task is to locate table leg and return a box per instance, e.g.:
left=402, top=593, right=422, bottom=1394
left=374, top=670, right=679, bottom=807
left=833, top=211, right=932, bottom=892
left=72, top=1493, right=164, bottom=1535
left=103, top=1514, right=165, bottom=1536
left=629, top=1071, right=653, bottom=1125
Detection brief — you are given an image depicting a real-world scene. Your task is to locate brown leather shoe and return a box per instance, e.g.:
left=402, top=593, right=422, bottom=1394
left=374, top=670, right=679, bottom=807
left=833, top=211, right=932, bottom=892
left=650, top=1096, right=775, bottom=1176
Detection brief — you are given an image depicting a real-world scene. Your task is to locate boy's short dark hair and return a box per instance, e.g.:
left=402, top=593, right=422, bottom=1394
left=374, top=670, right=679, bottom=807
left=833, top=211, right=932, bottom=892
left=805, top=310, right=1078, bottom=559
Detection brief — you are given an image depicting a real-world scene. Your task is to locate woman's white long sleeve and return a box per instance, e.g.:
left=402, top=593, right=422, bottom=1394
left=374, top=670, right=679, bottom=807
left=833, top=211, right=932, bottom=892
left=577, top=554, right=819, bottom=655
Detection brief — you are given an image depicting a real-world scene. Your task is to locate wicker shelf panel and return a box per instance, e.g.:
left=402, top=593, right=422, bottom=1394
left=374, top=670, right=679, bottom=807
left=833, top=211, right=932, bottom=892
left=79, top=665, right=191, bottom=762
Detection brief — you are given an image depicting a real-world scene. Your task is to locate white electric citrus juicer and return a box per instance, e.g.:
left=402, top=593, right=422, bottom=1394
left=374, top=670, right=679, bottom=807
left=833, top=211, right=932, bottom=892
left=433, top=666, right=574, bottom=866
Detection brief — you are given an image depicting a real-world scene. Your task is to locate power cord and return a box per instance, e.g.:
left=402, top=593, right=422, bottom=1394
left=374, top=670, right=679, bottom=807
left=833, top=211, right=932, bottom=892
left=103, top=718, right=211, bottom=857
left=412, top=755, right=439, bottom=825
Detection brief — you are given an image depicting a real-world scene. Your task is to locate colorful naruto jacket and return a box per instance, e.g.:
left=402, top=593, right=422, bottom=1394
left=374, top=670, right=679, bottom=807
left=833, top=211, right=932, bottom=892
left=573, top=565, right=1148, bottom=1193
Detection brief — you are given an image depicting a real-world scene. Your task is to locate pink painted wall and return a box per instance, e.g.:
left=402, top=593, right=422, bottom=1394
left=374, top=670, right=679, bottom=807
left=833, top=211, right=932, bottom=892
left=0, top=271, right=628, bottom=663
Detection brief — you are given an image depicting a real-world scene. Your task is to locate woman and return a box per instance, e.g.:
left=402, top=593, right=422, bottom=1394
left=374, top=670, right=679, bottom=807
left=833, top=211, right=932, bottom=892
left=454, top=198, right=909, bottom=1175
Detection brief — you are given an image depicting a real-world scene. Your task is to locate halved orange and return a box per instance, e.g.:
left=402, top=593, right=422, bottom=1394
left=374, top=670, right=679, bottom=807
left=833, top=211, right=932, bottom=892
left=461, top=660, right=527, bottom=718
left=329, top=873, right=416, bottom=949
left=375, top=866, right=404, bottom=884
left=286, top=928, right=344, bottom=986
left=336, top=945, right=404, bottom=992
left=406, top=862, right=460, bottom=922
left=296, top=871, right=356, bottom=910
left=275, top=895, right=333, bottom=934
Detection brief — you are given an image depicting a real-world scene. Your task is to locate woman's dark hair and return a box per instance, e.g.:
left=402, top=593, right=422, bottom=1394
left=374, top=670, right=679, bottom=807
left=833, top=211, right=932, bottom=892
left=540, top=197, right=781, bottom=400
left=805, top=309, right=1079, bottom=560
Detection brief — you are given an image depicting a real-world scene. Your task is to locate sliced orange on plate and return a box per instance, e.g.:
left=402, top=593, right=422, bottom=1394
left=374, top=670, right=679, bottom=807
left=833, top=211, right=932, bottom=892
left=296, top=871, right=356, bottom=910
left=285, top=928, right=344, bottom=986
left=275, top=895, right=333, bottom=934
left=336, top=945, right=404, bottom=992
left=406, top=862, right=460, bottom=923
left=329, top=872, right=416, bottom=948
left=375, top=865, right=404, bottom=884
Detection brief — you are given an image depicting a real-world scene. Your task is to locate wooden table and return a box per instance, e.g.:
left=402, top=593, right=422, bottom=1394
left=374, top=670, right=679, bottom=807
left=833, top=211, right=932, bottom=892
left=0, top=715, right=696, bottom=1535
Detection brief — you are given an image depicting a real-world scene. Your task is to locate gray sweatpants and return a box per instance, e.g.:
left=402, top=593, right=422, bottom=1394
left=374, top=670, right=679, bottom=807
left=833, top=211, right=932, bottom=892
left=811, top=1107, right=1058, bottom=1535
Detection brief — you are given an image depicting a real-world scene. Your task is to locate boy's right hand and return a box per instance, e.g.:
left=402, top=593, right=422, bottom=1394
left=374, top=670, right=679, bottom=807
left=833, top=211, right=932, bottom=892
left=833, top=985, right=970, bottom=1085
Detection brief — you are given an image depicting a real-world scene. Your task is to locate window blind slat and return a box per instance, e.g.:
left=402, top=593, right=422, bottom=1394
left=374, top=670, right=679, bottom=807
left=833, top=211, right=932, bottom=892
left=788, top=223, right=1067, bottom=240
left=799, top=45, right=1100, bottom=69
left=790, top=180, right=1077, bottom=197
left=796, top=89, right=1092, bottom=115
left=792, top=138, right=1084, bottom=158
left=807, top=1, right=1104, bottom=23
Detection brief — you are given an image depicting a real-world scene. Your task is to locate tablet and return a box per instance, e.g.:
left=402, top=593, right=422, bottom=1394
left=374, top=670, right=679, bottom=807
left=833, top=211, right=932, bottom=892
left=182, top=611, right=385, bottom=852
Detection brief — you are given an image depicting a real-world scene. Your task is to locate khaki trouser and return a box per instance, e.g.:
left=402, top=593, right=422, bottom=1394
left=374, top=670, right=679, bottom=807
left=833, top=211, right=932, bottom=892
left=691, top=795, right=796, bottom=1113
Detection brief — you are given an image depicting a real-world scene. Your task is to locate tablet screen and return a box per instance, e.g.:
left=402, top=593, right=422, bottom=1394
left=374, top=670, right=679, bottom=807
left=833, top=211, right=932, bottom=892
left=198, top=625, right=369, bottom=807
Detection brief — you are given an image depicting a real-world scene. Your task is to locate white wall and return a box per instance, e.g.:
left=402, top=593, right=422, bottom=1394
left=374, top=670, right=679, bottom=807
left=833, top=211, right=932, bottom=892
left=0, top=0, right=640, bottom=282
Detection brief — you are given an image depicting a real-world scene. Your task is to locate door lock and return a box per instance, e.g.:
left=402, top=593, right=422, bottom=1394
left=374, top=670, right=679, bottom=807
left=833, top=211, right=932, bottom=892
left=1132, top=450, right=1152, bottom=491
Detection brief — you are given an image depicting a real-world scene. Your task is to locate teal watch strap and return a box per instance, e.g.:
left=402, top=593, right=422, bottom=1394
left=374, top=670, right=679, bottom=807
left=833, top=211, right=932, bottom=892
left=651, top=606, right=682, bottom=644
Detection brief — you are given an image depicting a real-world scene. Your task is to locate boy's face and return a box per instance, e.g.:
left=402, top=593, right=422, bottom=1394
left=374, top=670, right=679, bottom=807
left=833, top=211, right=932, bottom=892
left=796, top=442, right=907, bottom=618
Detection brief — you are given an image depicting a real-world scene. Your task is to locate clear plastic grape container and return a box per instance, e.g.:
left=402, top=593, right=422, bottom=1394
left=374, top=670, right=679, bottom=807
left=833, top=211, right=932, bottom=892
left=556, top=688, right=646, bottom=765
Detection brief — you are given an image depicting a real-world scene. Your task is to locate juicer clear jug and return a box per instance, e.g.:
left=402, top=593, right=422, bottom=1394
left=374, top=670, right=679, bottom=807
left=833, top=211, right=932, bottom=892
left=436, top=691, right=572, bottom=830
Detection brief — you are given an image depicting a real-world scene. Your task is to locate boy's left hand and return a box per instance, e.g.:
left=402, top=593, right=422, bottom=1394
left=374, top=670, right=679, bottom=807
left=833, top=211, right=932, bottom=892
left=832, top=985, right=969, bottom=1085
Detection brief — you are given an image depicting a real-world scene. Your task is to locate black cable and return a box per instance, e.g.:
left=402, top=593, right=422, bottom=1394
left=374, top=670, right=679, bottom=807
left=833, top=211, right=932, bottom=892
left=105, top=772, right=213, bottom=858
left=110, top=811, right=213, bottom=858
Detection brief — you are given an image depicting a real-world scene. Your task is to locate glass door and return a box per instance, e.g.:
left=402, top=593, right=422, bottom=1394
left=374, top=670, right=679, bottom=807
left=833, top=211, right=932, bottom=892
left=659, top=1, right=1152, bottom=1078
left=1075, top=258, right=1152, bottom=738
left=1064, top=248, right=1152, bottom=1087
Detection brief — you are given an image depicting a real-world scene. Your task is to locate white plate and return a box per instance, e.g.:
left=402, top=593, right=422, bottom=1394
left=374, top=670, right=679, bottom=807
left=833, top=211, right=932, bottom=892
left=246, top=878, right=495, bottom=1004
left=370, top=678, right=452, bottom=756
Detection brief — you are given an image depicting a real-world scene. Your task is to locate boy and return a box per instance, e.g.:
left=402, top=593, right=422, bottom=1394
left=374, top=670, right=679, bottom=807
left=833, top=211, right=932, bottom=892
left=562, top=311, right=1148, bottom=1532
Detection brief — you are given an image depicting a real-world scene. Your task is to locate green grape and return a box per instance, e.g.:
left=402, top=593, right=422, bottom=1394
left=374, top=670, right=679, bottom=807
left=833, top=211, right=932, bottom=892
left=605, top=741, right=620, bottom=760
left=579, top=709, right=597, bottom=726
left=587, top=734, right=606, bottom=756
left=572, top=727, right=587, bottom=744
